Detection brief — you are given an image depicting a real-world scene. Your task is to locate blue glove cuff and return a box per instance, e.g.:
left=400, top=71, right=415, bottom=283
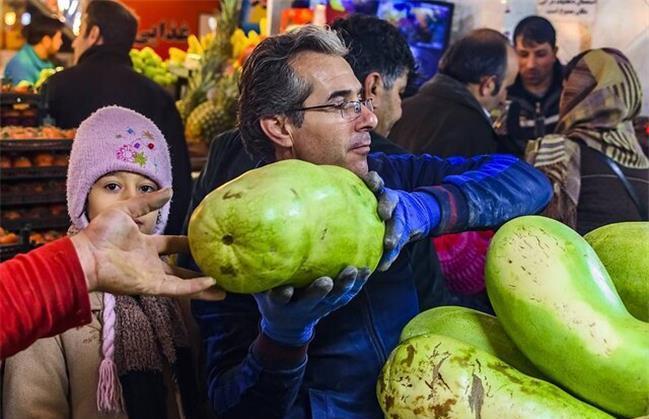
left=407, top=191, right=442, bottom=236
left=260, top=318, right=315, bottom=347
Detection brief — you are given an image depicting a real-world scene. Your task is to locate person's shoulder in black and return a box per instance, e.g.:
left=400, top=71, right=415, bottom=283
left=45, top=46, right=172, bottom=129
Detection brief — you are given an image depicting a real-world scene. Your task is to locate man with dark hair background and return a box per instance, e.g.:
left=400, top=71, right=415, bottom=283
left=331, top=14, right=415, bottom=139
left=506, top=15, right=563, bottom=153
left=4, top=16, right=63, bottom=84
left=43, top=0, right=191, bottom=235
left=390, top=28, right=519, bottom=157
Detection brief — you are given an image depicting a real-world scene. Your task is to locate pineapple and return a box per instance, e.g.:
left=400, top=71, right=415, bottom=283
left=185, top=72, right=240, bottom=143
left=179, top=0, right=240, bottom=126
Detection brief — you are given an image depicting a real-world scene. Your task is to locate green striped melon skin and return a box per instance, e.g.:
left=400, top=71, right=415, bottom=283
left=400, top=305, right=544, bottom=379
left=486, top=216, right=649, bottom=417
left=584, top=222, right=649, bottom=321
left=378, top=334, right=613, bottom=419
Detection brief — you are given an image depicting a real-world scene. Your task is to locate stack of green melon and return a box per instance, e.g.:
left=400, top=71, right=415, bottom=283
left=379, top=218, right=649, bottom=418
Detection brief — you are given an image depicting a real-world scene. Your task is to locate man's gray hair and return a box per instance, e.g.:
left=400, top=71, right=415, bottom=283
left=238, top=25, right=349, bottom=162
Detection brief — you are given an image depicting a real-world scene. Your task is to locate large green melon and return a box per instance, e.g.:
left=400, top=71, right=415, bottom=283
left=378, top=334, right=612, bottom=419
left=400, top=305, right=544, bottom=379
left=584, top=222, right=649, bottom=321
left=188, top=159, right=385, bottom=293
left=486, top=216, right=649, bottom=417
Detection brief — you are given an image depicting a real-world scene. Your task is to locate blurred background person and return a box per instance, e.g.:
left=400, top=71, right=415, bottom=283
left=3, top=15, right=63, bottom=84
left=526, top=48, right=649, bottom=234
left=505, top=15, right=563, bottom=154
left=390, top=28, right=518, bottom=157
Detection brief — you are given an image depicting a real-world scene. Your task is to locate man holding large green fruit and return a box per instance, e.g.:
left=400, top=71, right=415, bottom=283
left=191, top=25, right=552, bottom=418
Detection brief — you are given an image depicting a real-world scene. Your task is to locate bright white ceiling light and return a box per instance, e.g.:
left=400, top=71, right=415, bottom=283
left=21, top=12, right=31, bottom=26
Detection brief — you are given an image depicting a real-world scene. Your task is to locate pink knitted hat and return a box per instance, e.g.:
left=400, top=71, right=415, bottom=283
left=66, top=106, right=172, bottom=234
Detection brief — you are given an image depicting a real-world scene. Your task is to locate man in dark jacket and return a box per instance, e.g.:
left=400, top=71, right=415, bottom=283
left=506, top=15, right=563, bottom=153
left=43, top=0, right=191, bottom=235
left=188, top=25, right=552, bottom=418
left=390, top=29, right=519, bottom=157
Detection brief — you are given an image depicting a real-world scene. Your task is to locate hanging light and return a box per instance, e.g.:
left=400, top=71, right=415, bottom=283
left=5, top=11, right=17, bottom=26
left=208, top=16, right=217, bottom=31
left=21, top=12, right=31, bottom=26
left=72, top=12, right=81, bottom=35
left=58, top=0, right=71, bottom=11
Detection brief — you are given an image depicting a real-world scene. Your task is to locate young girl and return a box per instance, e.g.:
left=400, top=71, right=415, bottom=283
left=2, top=106, right=202, bottom=419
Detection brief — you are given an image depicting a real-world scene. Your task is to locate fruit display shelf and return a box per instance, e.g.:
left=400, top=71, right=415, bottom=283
left=1, top=133, right=72, bottom=249
left=1, top=166, right=68, bottom=180
left=1, top=216, right=71, bottom=232
left=0, top=138, right=73, bottom=151
left=1, top=191, right=67, bottom=206
left=0, top=92, right=44, bottom=106
left=0, top=92, right=47, bottom=127
left=0, top=228, right=32, bottom=261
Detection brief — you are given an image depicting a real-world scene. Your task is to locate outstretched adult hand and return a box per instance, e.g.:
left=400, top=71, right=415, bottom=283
left=363, top=171, right=441, bottom=272
left=254, top=266, right=371, bottom=346
left=71, top=188, right=225, bottom=300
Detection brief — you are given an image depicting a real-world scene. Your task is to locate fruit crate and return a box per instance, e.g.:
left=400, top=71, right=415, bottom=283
left=1, top=191, right=67, bottom=206
left=1, top=166, right=68, bottom=180
left=0, top=216, right=70, bottom=231
left=0, top=125, right=71, bottom=246
left=0, top=93, right=46, bottom=127
left=0, top=139, right=73, bottom=151
left=0, top=228, right=32, bottom=261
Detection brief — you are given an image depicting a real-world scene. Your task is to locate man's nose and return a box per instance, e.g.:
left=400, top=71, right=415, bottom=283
left=524, top=57, right=537, bottom=69
left=356, top=102, right=378, bottom=131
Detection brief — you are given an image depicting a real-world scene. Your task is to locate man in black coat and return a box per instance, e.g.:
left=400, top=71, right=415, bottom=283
left=390, top=29, right=519, bottom=158
left=44, top=0, right=191, bottom=235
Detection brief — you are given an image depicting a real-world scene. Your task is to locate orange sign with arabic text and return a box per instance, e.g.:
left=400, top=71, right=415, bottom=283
left=123, top=0, right=218, bottom=58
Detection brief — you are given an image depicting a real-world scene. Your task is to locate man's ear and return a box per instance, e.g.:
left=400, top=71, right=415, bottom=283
left=259, top=115, right=293, bottom=149
left=479, top=75, right=497, bottom=97
left=363, top=72, right=382, bottom=101
left=88, top=24, right=102, bottom=45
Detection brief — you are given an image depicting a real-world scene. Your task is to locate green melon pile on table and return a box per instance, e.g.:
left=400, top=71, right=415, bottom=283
left=379, top=218, right=649, bottom=418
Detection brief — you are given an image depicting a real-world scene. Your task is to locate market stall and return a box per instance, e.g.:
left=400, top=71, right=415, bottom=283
left=1, top=0, right=648, bottom=418
left=0, top=89, right=75, bottom=260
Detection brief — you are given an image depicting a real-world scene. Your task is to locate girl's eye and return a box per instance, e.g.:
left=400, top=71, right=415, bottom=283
left=104, top=183, right=120, bottom=191
left=140, top=184, right=157, bottom=193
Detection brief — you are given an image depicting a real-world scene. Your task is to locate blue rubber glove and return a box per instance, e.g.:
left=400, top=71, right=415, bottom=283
left=363, top=171, right=441, bottom=271
left=253, top=266, right=370, bottom=346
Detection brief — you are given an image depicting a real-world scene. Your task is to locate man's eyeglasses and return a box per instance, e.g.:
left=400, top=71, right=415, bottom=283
left=289, top=98, right=374, bottom=121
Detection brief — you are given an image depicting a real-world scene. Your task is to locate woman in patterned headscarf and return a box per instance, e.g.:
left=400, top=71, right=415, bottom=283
left=526, top=48, right=649, bottom=234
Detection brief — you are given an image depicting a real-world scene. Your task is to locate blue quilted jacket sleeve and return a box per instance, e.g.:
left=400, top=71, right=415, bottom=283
left=367, top=152, right=552, bottom=234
